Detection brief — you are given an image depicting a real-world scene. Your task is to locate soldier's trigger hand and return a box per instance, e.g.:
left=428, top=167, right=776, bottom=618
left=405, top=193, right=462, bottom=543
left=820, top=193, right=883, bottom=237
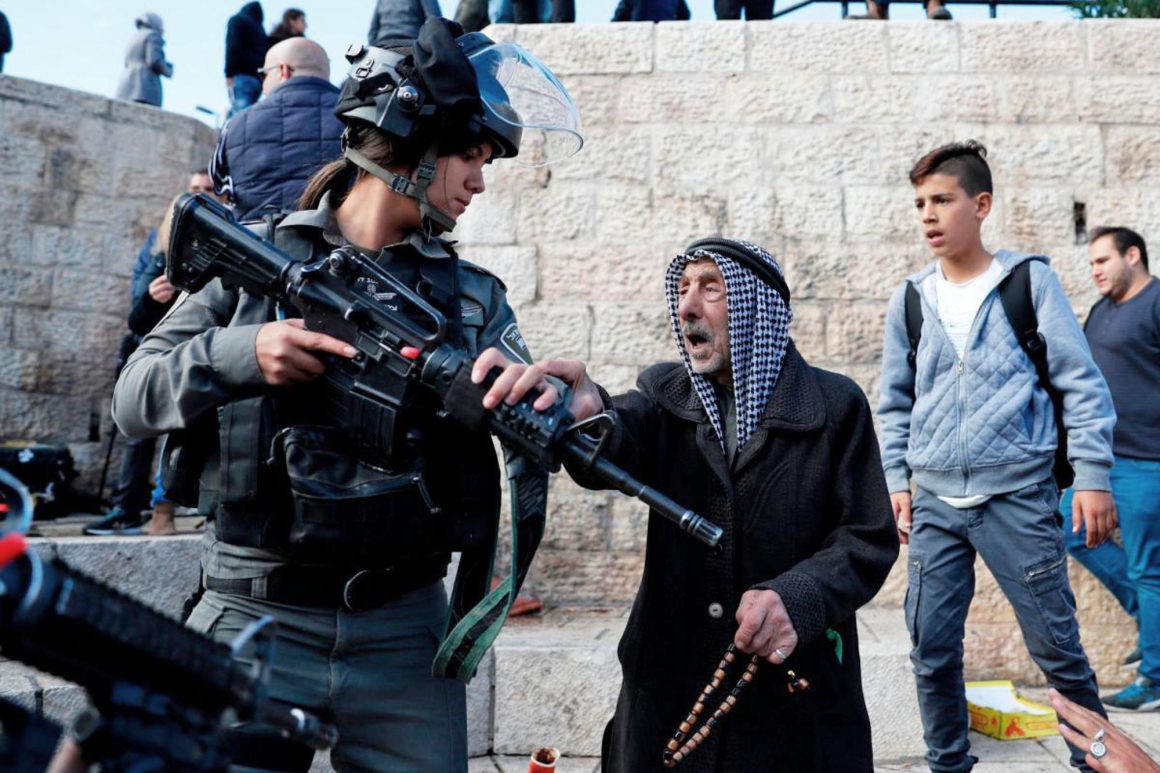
left=473, top=347, right=558, bottom=412
left=255, top=319, right=357, bottom=386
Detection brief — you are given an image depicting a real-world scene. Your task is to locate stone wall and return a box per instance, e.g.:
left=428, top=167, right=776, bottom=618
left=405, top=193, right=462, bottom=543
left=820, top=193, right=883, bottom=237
left=0, top=76, right=218, bottom=489
left=454, top=20, right=1159, bottom=685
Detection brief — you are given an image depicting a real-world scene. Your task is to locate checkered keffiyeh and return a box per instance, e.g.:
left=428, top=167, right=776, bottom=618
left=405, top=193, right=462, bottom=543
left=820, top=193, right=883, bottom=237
left=664, top=240, right=793, bottom=452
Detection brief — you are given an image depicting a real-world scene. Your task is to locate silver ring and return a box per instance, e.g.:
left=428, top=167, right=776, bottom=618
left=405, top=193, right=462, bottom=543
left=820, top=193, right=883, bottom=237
left=773, top=648, right=789, bottom=661
left=1094, top=728, right=1107, bottom=743
left=1090, top=741, right=1108, bottom=759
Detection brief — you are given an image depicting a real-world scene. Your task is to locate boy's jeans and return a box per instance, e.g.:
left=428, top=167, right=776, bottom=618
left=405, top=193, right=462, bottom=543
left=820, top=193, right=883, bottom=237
left=907, top=481, right=1106, bottom=772
left=1062, top=456, right=1160, bottom=683
left=227, top=73, right=261, bottom=119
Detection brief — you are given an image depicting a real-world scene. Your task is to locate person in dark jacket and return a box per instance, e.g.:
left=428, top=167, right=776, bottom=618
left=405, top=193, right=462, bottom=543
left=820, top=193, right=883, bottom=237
left=488, top=237, right=899, bottom=772
left=211, top=37, right=343, bottom=222
left=114, top=12, right=173, bottom=107
left=612, top=0, right=690, bottom=21
left=268, top=7, right=306, bottom=46
left=368, top=0, right=442, bottom=46
left=85, top=170, right=220, bottom=537
left=715, top=0, right=775, bottom=19
left=225, top=2, right=268, bottom=117
left=0, top=11, right=12, bottom=73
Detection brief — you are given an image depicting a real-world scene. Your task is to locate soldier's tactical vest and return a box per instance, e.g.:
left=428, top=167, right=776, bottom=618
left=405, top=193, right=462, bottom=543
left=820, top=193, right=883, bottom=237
left=167, top=223, right=500, bottom=566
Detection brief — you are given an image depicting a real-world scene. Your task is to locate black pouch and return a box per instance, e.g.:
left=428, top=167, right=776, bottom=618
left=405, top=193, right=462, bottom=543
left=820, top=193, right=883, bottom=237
left=275, top=426, right=442, bottom=558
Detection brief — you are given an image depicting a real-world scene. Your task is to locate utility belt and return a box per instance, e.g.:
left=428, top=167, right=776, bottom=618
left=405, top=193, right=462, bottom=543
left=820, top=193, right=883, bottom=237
left=204, top=557, right=448, bottom=612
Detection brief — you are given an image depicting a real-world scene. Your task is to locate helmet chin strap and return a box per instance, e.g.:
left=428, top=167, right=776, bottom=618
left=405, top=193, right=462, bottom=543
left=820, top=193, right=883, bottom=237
left=343, top=138, right=458, bottom=234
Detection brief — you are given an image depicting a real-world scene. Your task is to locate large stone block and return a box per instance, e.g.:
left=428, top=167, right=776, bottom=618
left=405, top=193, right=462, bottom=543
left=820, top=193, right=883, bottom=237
left=1076, top=76, right=1160, bottom=126
left=654, top=125, right=764, bottom=191
left=531, top=550, right=643, bottom=606
left=492, top=616, right=625, bottom=756
left=616, top=73, right=723, bottom=125
left=722, top=74, right=832, bottom=125
left=1088, top=19, right=1160, bottom=74
left=1001, top=77, right=1077, bottom=124
left=844, top=185, right=916, bottom=241
left=458, top=187, right=520, bottom=245
left=0, top=348, right=40, bottom=391
left=826, top=302, right=886, bottom=365
left=656, top=21, right=746, bottom=73
left=1105, top=127, right=1160, bottom=184
left=517, top=185, right=595, bottom=243
left=769, top=186, right=844, bottom=239
left=832, top=75, right=998, bottom=125
left=889, top=21, right=960, bottom=73
left=609, top=496, right=649, bottom=553
left=0, top=389, right=92, bottom=442
left=539, top=240, right=668, bottom=304
left=595, top=184, right=654, bottom=242
left=960, top=22, right=1085, bottom=74
left=589, top=300, right=672, bottom=368
left=763, top=125, right=867, bottom=185
left=516, top=301, right=591, bottom=361
left=552, top=125, right=652, bottom=186
left=787, top=301, right=827, bottom=363
left=34, top=535, right=202, bottom=619
left=749, top=24, right=889, bottom=73
left=786, top=238, right=924, bottom=302
left=963, top=124, right=1103, bottom=186
left=651, top=191, right=727, bottom=244
left=557, top=75, right=620, bottom=129
left=516, top=23, right=654, bottom=75
left=542, top=477, right=610, bottom=552
left=468, top=651, right=494, bottom=757
left=1001, top=188, right=1078, bottom=247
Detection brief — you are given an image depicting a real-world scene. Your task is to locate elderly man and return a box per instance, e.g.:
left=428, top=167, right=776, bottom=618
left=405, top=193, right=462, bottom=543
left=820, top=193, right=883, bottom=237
left=211, top=37, right=343, bottom=222
left=484, top=237, right=898, bottom=771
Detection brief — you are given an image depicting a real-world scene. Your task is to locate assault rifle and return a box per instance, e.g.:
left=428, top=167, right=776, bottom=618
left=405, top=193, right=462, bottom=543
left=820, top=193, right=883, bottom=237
left=0, top=469, right=337, bottom=771
left=166, top=193, right=723, bottom=549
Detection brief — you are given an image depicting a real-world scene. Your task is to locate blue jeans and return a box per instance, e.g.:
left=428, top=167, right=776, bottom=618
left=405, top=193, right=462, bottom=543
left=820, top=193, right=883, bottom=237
left=1063, top=457, right=1160, bottom=682
left=227, top=73, right=261, bottom=119
left=907, top=482, right=1106, bottom=772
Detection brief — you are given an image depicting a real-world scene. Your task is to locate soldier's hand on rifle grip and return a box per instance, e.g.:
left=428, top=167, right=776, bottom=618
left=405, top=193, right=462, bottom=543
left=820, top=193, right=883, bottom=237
left=473, top=348, right=559, bottom=411
left=255, top=319, right=358, bottom=386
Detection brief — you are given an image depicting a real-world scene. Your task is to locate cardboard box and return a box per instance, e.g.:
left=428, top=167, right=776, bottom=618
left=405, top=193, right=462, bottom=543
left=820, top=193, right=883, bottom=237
left=966, top=680, right=1060, bottom=740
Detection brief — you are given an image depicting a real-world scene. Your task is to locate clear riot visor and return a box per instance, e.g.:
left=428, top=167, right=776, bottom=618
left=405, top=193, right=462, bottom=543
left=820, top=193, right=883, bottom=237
left=468, top=42, right=583, bottom=167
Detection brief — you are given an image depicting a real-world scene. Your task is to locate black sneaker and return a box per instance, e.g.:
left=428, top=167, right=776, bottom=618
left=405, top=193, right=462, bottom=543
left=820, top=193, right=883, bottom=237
left=83, top=507, right=145, bottom=536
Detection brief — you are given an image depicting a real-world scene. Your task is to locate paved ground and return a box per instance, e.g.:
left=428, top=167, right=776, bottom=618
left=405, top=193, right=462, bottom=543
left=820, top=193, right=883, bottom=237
left=467, top=691, right=1160, bottom=771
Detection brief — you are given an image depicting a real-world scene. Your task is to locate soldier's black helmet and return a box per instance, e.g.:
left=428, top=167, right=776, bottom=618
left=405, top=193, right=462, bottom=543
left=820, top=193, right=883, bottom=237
left=337, top=19, right=582, bottom=167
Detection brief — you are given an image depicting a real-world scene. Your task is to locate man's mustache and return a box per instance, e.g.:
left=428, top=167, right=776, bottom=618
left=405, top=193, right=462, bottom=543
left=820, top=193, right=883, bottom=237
left=682, top=321, right=715, bottom=343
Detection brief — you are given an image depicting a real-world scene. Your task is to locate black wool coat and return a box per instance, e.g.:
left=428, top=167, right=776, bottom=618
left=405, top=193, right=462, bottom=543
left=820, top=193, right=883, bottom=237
left=574, top=343, right=898, bottom=773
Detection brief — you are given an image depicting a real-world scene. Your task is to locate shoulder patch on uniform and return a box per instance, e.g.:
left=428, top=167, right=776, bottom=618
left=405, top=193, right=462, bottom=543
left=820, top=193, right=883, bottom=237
left=500, top=323, right=533, bottom=364
left=459, top=259, right=508, bottom=292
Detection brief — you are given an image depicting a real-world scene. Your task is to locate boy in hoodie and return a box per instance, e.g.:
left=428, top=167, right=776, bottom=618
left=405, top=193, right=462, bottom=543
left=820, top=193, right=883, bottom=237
left=877, top=141, right=1117, bottom=772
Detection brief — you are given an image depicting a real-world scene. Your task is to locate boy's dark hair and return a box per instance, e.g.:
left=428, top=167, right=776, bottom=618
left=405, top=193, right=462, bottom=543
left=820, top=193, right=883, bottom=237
left=1090, top=225, right=1149, bottom=270
left=909, top=140, right=993, bottom=196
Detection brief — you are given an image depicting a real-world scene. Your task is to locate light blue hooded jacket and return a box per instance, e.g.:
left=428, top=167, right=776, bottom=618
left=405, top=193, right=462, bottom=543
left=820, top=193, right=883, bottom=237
left=877, top=250, right=1115, bottom=497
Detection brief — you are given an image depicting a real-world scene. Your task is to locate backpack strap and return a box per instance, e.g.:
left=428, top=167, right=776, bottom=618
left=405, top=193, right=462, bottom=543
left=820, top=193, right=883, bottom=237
left=997, top=261, right=1073, bottom=488
left=903, top=282, right=923, bottom=371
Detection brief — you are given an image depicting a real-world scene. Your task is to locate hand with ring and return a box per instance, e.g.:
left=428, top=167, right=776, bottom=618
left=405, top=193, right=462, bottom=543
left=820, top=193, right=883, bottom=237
left=734, top=589, right=798, bottom=665
left=1049, top=688, right=1160, bottom=773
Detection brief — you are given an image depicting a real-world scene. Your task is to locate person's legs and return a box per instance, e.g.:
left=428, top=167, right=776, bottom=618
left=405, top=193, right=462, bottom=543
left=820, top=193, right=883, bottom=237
left=551, top=0, right=576, bottom=22
left=227, top=74, right=261, bottom=119
left=973, top=482, right=1106, bottom=769
left=907, top=489, right=979, bottom=773
left=715, top=0, right=744, bottom=19
left=1060, top=486, right=1139, bottom=619
left=329, top=582, right=467, bottom=772
left=145, top=438, right=176, bottom=536
left=744, top=0, right=775, bottom=19
left=1104, top=457, right=1160, bottom=709
left=512, top=0, right=541, bottom=23
left=87, top=434, right=156, bottom=534
left=185, top=590, right=332, bottom=772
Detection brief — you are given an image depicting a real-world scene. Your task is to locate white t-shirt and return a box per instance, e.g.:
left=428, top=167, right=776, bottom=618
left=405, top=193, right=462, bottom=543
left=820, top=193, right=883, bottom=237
left=934, top=258, right=1004, bottom=361
left=931, top=257, right=1004, bottom=508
